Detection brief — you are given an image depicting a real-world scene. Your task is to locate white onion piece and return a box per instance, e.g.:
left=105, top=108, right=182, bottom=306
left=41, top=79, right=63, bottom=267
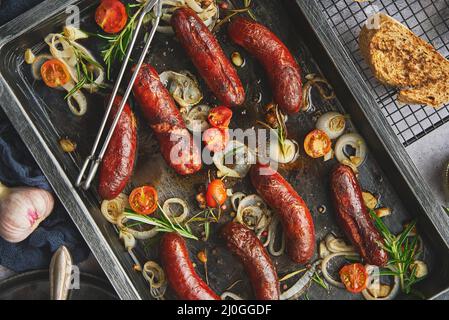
left=325, top=234, right=355, bottom=253
left=335, top=133, right=367, bottom=168
left=116, top=214, right=159, bottom=240
left=143, top=261, right=166, bottom=290
left=221, top=292, right=244, bottom=300
left=45, top=33, right=104, bottom=93
left=45, top=33, right=77, bottom=67
left=159, top=70, right=203, bottom=109
left=119, top=230, right=136, bottom=251
left=213, top=141, right=256, bottom=178
left=321, top=252, right=359, bottom=288
left=142, top=261, right=167, bottom=300
left=362, top=265, right=400, bottom=300
left=185, top=104, right=210, bottom=132
left=316, top=112, right=346, bottom=140
left=268, top=215, right=285, bottom=256
left=100, top=194, right=129, bottom=224
left=281, top=260, right=321, bottom=300
left=62, top=82, right=87, bottom=116
left=162, top=198, right=189, bottom=224
left=31, top=54, right=53, bottom=80
left=231, top=192, right=246, bottom=211
left=269, top=139, right=299, bottom=164
left=235, top=194, right=272, bottom=239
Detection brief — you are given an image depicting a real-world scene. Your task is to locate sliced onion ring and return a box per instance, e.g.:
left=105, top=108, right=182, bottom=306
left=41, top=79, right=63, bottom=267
left=162, top=198, right=189, bottom=224
left=159, top=70, right=203, bottom=109
left=325, top=233, right=355, bottom=253
left=231, top=192, right=246, bottom=211
left=62, top=82, right=88, bottom=116
left=100, top=194, right=129, bottom=224
left=362, top=265, right=400, bottom=300
left=335, top=133, right=367, bottom=168
left=316, top=112, right=346, bottom=140
left=143, top=261, right=167, bottom=290
left=185, top=104, right=210, bottom=132
left=268, top=215, right=285, bottom=256
left=116, top=214, right=159, bottom=240
left=321, top=252, right=359, bottom=288
left=213, top=141, right=256, bottom=178
left=269, top=139, right=300, bottom=164
left=31, top=54, right=53, bottom=80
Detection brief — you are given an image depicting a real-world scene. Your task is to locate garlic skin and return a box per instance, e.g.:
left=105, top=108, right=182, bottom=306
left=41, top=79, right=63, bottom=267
left=0, top=183, right=54, bottom=243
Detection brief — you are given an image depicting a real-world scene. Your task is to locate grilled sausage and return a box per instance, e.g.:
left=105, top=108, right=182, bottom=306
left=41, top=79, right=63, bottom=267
left=221, top=222, right=280, bottom=300
left=228, top=17, right=302, bottom=114
left=330, top=164, right=388, bottom=266
left=171, top=8, right=245, bottom=107
left=250, top=163, right=315, bottom=264
left=132, top=64, right=202, bottom=175
left=160, top=233, right=221, bottom=300
left=98, top=96, right=137, bottom=200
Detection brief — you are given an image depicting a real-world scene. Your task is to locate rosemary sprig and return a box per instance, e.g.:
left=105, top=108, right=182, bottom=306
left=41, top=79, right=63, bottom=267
left=311, top=272, right=328, bottom=291
left=369, top=210, right=421, bottom=294
left=64, top=37, right=104, bottom=99
left=98, top=3, right=145, bottom=79
left=124, top=204, right=198, bottom=240
left=214, top=0, right=256, bottom=32
left=257, top=106, right=289, bottom=157
left=187, top=207, right=221, bottom=241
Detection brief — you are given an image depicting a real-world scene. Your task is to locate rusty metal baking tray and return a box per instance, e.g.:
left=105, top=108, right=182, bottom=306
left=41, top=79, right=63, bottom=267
left=1, top=0, right=449, bottom=300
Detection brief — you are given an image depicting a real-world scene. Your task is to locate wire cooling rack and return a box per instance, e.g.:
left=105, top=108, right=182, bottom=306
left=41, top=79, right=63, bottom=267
left=317, top=0, right=449, bottom=146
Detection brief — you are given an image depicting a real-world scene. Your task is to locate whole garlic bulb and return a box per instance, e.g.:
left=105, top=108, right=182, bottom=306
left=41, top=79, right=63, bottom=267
left=0, top=182, right=54, bottom=243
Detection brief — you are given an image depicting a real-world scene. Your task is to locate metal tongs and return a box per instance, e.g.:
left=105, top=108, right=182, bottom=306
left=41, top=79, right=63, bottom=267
left=76, top=0, right=162, bottom=190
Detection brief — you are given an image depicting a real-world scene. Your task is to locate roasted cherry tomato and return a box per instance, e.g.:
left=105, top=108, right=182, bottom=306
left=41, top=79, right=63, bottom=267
left=40, top=59, right=71, bottom=88
left=206, top=179, right=227, bottom=208
left=208, top=106, right=233, bottom=128
left=129, top=186, right=158, bottom=215
left=203, top=127, right=229, bottom=153
left=339, top=263, right=369, bottom=293
left=95, top=0, right=128, bottom=34
left=303, top=129, right=332, bottom=158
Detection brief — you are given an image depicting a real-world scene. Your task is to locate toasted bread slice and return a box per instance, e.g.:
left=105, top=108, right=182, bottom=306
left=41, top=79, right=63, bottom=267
left=359, top=13, right=449, bottom=108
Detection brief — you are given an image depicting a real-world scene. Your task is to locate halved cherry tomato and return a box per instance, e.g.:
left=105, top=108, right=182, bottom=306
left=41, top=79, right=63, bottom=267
left=339, top=263, right=369, bottom=293
left=40, top=59, right=71, bottom=88
left=95, top=0, right=128, bottom=34
left=208, top=106, right=233, bottom=128
left=304, top=129, right=332, bottom=158
left=206, top=179, right=227, bottom=208
left=129, top=186, right=158, bottom=215
left=203, top=127, right=229, bottom=153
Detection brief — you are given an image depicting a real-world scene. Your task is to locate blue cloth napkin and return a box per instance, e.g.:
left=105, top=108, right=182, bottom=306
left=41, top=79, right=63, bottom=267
left=0, top=0, right=89, bottom=272
left=0, top=112, right=90, bottom=272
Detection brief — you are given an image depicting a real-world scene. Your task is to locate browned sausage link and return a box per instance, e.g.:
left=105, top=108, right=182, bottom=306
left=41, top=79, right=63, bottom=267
left=221, top=222, right=280, bottom=300
left=160, top=233, right=221, bottom=300
left=132, top=64, right=202, bottom=175
left=98, top=95, right=137, bottom=200
left=330, top=164, right=388, bottom=266
left=228, top=17, right=302, bottom=114
left=171, top=7, right=245, bottom=107
left=250, top=163, right=315, bottom=264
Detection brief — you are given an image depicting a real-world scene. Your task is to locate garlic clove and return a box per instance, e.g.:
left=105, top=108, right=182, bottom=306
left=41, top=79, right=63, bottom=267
left=49, top=246, right=73, bottom=300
